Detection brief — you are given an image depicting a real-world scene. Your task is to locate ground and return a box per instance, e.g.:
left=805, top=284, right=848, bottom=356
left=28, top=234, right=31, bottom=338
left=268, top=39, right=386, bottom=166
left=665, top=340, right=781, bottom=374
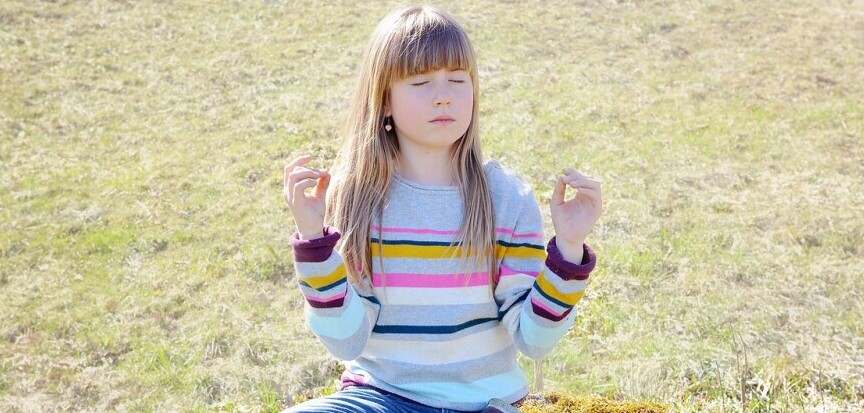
left=1, top=1, right=862, bottom=412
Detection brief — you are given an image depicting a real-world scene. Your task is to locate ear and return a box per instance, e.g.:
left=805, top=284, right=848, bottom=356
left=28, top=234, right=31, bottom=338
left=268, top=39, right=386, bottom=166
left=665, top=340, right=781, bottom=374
left=383, top=94, right=391, bottom=117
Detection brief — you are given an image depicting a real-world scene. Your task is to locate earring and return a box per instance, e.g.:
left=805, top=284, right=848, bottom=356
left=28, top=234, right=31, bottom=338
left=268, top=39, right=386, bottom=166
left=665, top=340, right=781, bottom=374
left=384, top=117, right=393, bottom=132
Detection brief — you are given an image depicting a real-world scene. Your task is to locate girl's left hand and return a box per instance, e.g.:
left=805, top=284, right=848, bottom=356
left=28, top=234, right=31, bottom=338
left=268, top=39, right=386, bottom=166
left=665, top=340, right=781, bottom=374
left=550, top=168, right=603, bottom=246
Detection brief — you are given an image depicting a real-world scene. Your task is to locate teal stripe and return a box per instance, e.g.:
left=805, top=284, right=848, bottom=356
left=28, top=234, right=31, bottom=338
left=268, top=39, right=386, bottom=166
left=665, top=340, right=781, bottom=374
left=373, top=317, right=497, bottom=334
left=533, top=280, right=571, bottom=308
left=498, top=290, right=530, bottom=319
left=518, top=306, right=574, bottom=349
left=299, top=277, right=347, bottom=292
left=370, top=238, right=457, bottom=247
left=497, top=240, right=544, bottom=250
left=307, top=289, right=365, bottom=340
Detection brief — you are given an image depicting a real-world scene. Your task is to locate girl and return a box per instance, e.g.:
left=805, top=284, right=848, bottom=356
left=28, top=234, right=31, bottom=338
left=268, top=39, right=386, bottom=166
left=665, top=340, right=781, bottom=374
left=282, top=5, right=601, bottom=413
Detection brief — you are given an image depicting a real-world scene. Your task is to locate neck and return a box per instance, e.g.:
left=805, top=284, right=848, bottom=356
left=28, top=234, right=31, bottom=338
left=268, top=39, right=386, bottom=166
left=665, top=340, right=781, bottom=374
left=395, top=142, right=456, bottom=186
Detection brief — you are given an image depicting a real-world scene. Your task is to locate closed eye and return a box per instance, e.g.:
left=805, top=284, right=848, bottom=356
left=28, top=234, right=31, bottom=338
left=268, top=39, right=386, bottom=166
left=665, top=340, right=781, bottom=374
left=450, top=80, right=466, bottom=83
left=411, top=81, right=428, bottom=86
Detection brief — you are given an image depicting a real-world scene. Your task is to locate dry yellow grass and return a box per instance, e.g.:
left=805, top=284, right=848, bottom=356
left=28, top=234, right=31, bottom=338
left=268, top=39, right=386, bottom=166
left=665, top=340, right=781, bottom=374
left=1, top=0, right=862, bottom=412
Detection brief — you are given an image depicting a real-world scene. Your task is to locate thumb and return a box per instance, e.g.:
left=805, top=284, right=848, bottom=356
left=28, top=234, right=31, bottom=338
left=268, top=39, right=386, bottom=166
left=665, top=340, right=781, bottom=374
left=314, top=171, right=330, bottom=199
left=551, top=175, right=566, bottom=206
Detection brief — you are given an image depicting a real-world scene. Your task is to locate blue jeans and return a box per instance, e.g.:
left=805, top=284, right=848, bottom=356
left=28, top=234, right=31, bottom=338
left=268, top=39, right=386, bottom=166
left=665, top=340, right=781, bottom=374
left=283, top=385, right=484, bottom=413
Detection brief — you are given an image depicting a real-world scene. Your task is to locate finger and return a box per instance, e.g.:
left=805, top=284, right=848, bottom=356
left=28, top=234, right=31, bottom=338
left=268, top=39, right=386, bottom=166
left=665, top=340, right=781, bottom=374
left=313, top=171, right=330, bottom=199
left=285, top=177, right=313, bottom=204
left=284, top=184, right=294, bottom=204
left=561, top=168, right=596, bottom=182
left=561, top=175, right=599, bottom=188
left=284, top=155, right=313, bottom=185
left=566, top=173, right=596, bottom=183
left=573, top=187, right=601, bottom=202
left=562, top=168, right=593, bottom=178
left=288, top=155, right=312, bottom=169
left=292, top=178, right=318, bottom=203
left=566, top=177, right=601, bottom=190
left=288, top=169, right=323, bottom=187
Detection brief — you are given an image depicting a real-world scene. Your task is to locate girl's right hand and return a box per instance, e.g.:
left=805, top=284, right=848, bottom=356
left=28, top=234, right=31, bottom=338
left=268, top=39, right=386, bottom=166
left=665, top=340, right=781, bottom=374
left=283, top=155, right=330, bottom=239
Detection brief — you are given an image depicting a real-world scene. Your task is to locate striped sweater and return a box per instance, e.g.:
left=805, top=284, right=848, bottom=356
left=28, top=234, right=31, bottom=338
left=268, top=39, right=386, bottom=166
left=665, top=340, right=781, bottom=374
left=289, top=160, right=596, bottom=411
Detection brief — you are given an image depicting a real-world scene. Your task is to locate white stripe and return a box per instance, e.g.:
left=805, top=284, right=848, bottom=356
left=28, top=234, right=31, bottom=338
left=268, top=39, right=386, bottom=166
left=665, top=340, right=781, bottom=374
left=397, top=367, right=528, bottom=404
left=295, top=252, right=344, bottom=277
left=366, top=326, right=512, bottom=365
left=306, top=290, right=365, bottom=340
left=373, top=256, right=484, bottom=274
left=373, top=285, right=493, bottom=305
left=494, top=273, right=536, bottom=298
left=519, top=307, right=576, bottom=349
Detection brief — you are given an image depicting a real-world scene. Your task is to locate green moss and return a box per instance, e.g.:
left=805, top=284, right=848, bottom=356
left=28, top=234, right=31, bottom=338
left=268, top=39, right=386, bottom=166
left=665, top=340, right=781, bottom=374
left=520, top=392, right=668, bottom=413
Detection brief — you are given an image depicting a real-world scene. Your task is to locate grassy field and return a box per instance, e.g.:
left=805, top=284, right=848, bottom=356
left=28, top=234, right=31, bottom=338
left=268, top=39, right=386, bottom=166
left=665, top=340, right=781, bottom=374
left=1, top=0, right=862, bottom=412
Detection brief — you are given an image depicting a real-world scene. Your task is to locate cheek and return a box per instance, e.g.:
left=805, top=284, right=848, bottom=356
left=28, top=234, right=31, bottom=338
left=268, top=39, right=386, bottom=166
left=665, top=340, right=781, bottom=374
left=389, top=92, right=412, bottom=120
left=459, top=89, right=474, bottom=110
left=392, top=89, right=424, bottom=110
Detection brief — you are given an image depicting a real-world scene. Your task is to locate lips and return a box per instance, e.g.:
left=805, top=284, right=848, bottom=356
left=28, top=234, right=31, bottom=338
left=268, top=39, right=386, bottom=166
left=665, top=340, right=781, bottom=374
left=430, top=116, right=455, bottom=124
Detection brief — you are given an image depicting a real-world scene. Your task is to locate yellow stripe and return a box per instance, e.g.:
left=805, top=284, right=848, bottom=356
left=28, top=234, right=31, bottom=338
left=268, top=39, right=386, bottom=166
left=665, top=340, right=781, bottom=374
left=370, top=243, right=467, bottom=259
left=300, top=263, right=347, bottom=289
left=536, top=270, right=585, bottom=306
left=497, top=245, right=546, bottom=260
left=367, top=242, right=545, bottom=260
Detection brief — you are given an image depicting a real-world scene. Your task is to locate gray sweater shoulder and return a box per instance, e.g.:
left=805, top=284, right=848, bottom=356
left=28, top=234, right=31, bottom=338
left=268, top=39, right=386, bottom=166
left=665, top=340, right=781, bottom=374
left=484, top=159, right=539, bottom=224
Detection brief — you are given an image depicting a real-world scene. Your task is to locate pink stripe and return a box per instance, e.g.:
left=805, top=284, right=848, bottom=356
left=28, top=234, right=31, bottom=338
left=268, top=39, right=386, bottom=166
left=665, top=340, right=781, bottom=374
left=498, top=265, right=541, bottom=278
left=531, top=296, right=567, bottom=317
left=371, top=272, right=489, bottom=288
left=305, top=291, right=347, bottom=303
left=495, top=227, right=544, bottom=239
left=370, top=225, right=542, bottom=239
left=370, top=225, right=458, bottom=236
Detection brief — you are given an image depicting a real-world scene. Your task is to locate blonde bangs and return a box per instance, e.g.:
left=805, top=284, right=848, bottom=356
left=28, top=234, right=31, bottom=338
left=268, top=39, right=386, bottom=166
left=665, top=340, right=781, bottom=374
left=386, top=14, right=477, bottom=81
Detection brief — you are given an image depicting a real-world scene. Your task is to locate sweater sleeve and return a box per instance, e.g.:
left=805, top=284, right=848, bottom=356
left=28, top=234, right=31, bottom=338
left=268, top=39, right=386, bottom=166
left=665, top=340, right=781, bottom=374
left=289, top=226, right=381, bottom=360
left=493, top=192, right=596, bottom=359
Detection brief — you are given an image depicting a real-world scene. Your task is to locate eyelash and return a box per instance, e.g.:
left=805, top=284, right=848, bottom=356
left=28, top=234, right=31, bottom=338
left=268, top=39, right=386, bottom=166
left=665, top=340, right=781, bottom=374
left=411, top=80, right=465, bottom=86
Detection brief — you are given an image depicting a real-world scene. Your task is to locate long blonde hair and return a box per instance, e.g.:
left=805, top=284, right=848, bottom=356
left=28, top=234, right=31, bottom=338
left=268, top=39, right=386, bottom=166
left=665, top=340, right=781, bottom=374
left=326, top=5, right=496, bottom=292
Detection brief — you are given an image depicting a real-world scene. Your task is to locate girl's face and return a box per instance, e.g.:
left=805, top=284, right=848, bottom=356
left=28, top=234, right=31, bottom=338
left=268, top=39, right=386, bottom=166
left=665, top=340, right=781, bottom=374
left=387, top=68, right=473, bottom=152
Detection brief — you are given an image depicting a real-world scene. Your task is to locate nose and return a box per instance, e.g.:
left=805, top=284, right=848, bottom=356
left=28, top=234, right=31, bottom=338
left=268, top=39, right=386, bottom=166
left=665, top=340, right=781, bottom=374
left=433, top=82, right=451, bottom=106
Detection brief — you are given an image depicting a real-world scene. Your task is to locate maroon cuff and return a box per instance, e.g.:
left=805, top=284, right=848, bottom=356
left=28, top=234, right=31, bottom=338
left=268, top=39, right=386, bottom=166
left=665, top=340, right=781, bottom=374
left=290, top=226, right=341, bottom=263
left=545, top=236, right=596, bottom=280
